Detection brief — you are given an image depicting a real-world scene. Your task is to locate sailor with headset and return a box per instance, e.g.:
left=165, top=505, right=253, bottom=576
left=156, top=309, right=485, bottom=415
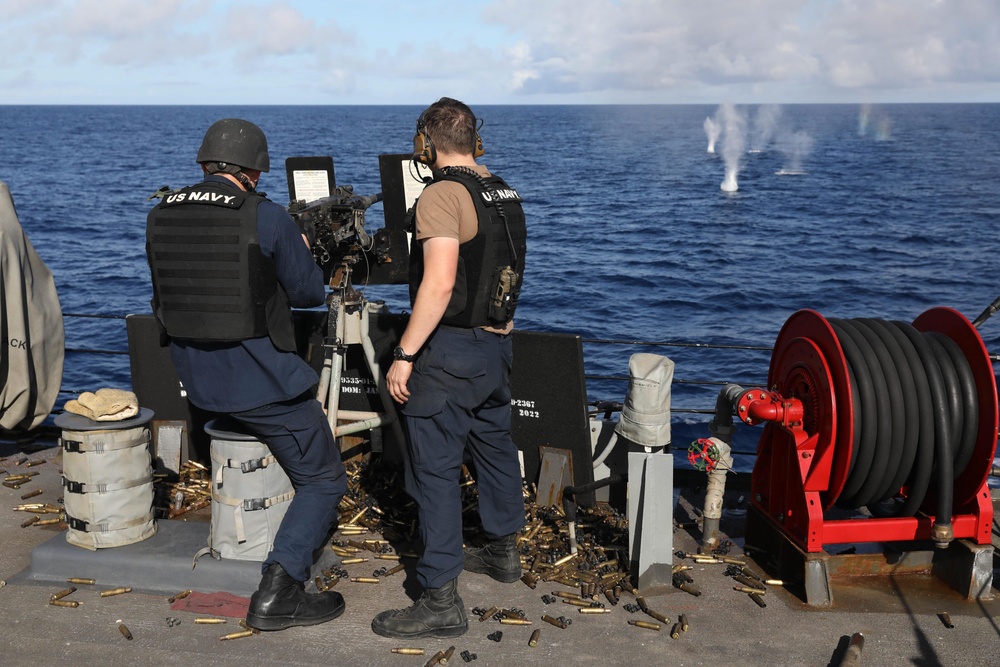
left=372, top=97, right=528, bottom=639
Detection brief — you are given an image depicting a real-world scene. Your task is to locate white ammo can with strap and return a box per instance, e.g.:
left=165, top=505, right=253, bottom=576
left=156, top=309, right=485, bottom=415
left=194, top=419, right=294, bottom=564
left=55, top=409, right=157, bottom=551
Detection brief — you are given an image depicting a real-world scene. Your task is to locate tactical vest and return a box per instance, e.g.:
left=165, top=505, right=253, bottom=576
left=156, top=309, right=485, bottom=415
left=409, top=169, right=526, bottom=328
left=146, top=181, right=295, bottom=351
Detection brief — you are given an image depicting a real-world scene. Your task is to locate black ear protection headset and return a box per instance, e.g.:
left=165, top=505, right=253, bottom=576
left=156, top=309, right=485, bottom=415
left=413, top=112, right=485, bottom=165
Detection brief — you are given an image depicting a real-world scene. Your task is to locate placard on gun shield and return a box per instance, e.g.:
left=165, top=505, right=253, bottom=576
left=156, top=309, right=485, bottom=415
left=510, top=331, right=595, bottom=506
left=286, top=156, right=335, bottom=204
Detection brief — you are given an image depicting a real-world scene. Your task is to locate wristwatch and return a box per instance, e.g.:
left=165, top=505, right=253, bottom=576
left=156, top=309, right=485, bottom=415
left=393, top=346, right=416, bottom=363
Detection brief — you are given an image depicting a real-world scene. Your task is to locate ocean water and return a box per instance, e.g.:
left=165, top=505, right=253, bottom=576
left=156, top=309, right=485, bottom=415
left=2, top=104, right=999, bottom=457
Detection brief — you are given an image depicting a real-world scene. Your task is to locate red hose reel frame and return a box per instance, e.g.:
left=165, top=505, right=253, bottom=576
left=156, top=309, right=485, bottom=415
left=748, top=308, right=997, bottom=552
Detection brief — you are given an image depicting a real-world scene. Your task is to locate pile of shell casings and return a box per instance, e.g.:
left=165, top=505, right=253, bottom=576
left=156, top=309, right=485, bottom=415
left=7, top=457, right=65, bottom=529
left=157, top=461, right=212, bottom=519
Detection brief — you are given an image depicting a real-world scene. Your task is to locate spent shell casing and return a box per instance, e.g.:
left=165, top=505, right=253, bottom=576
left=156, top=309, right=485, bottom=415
left=194, top=617, right=228, bottom=624
left=117, top=620, right=133, bottom=640
left=391, top=648, right=426, bottom=655
left=645, top=609, right=670, bottom=625
left=442, top=646, right=456, bottom=663
left=50, top=599, right=80, bottom=608
left=350, top=577, right=380, bottom=584
left=520, top=573, right=538, bottom=589
left=578, top=607, right=611, bottom=614
left=35, top=518, right=63, bottom=526
left=424, top=650, right=446, bottom=667
left=719, top=557, right=746, bottom=566
left=101, top=587, right=132, bottom=597
left=479, top=605, right=500, bottom=622
left=238, top=619, right=261, bottom=634
left=20, top=516, right=39, bottom=528
left=748, top=592, right=767, bottom=608
left=628, top=619, right=661, bottom=631
left=671, top=622, right=683, bottom=639
left=528, top=629, right=541, bottom=647
left=51, top=587, right=77, bottom=601
left=386, top=563, right=406, bottom=576
left=939, top=612, right=955, bottom=629
left=679, top=613, right=689, bottom=632
left=635, top=596, right=649, bottom=612
left=220, top=630, right=255, bottom=641
left=764, top=579, right=785, bottom=586
left=20, top=489, right=43, bottom=500
left=551, top=590, right=583, bottom=600
left=340, top=557, right=368, bottom=564
left=541, top=614, right=569, bottom=629
left=734, top=586, right=767, bottom=595
left=67, top=577, right=95, bottom=585
left=500, top=617, right=533, bottom=625
left=375, top=554, right=401, bottom=560
left=167, top=589, right=192, bottom=603
left=562, top=598, right=592, bottom=608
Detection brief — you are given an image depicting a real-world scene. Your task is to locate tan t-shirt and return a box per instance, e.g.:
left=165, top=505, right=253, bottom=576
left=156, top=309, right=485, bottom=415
left=415, top=165, right=513, bottom=334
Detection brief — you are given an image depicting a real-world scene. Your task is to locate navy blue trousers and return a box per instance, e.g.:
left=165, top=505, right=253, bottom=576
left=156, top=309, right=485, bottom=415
left=230, top=395, right=346, bottom=582
left=401, top=326, right=526, bottom=589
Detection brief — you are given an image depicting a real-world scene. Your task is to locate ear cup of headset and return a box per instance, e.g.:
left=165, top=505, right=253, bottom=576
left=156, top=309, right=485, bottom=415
left=473, top=132, right=485, bottom=158
left=413, top=130, right=436, bottom=165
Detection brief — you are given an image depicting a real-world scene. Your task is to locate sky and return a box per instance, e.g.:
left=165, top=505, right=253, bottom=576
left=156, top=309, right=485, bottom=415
left=1, top=0, right=999, bottom=105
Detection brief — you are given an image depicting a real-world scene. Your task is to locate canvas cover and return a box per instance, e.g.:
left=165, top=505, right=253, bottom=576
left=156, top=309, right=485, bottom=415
left=615, top=352, right=674, bottom=447
left=203, top=432, right=294, bottom=562
left=0, top=180, right=64, bottom=430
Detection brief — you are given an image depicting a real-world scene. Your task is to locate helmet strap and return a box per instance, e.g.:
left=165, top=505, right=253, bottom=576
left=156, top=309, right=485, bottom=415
left=204, top=161, right=256, bottom=192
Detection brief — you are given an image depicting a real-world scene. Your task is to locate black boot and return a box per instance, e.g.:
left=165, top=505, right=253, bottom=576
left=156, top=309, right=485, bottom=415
left=371, top=578, right=468, bottom=639
left=246, top=563, right=345, bottom=631
left=463, top=533, right=520, bottom=583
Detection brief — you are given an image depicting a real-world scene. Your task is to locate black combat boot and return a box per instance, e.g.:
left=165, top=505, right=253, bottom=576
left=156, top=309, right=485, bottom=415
left=246, top=563, right=345, bottom=631
left=371, top=578, right=468, bottom=639
left=463, top=533, right=520, bottom=583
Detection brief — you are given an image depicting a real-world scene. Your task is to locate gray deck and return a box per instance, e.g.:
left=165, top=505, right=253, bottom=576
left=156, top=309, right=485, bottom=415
left=0, top=445, right=998, bottom=667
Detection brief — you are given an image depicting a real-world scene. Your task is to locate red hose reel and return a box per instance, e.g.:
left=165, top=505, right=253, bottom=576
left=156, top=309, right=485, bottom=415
left=746, top=307, right=997, bottom=552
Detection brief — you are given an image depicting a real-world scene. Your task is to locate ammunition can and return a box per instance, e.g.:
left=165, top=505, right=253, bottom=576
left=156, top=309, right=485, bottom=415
left=100, top=587, right=132, bottom=597
left=167, top=589, right=192, bottom=603
left=117, top=621, right=133, bottom=640
left=679, top=613, right=689, bottom=632
left=220, top=630, right=255, bottom=641
left=391, top=648, right=426, bottom=655
left=67, top=577, right=96, bottom=585
left=194, top=617, right=228, bottom=624
left=50, top=599, right=80, bottom=608
left=51, top=587, right=77, bottom=601
left=528, top=628, right=541, bottom=647
left=628, top=619, right=660, bottom=631
left=350, top=577, right=380, bottom=584
left=671, top=622, right=682, bottom=639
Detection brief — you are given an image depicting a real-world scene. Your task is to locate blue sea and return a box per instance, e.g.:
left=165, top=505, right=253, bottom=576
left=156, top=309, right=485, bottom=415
left=2, top=104, right=999, bottom=458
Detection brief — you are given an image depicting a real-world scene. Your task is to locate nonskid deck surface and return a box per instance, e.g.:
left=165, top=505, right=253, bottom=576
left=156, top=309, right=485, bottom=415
left=0, top=445, right=998, bottom=667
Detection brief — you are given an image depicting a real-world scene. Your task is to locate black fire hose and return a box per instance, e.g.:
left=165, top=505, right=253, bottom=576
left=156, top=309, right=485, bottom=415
left=826, top=318, right=978, bottom=546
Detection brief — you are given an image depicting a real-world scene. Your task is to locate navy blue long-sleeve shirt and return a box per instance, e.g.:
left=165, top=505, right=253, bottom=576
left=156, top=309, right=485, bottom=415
left=168, top=176, right=325, bottom=413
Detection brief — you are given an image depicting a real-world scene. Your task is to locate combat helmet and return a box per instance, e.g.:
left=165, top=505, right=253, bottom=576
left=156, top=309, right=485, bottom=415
left=196, top=118, right=270, bottom=172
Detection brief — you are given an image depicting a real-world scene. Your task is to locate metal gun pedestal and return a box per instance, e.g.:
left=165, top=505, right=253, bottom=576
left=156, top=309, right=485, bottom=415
left=316, top=260, right=405, bottom=450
